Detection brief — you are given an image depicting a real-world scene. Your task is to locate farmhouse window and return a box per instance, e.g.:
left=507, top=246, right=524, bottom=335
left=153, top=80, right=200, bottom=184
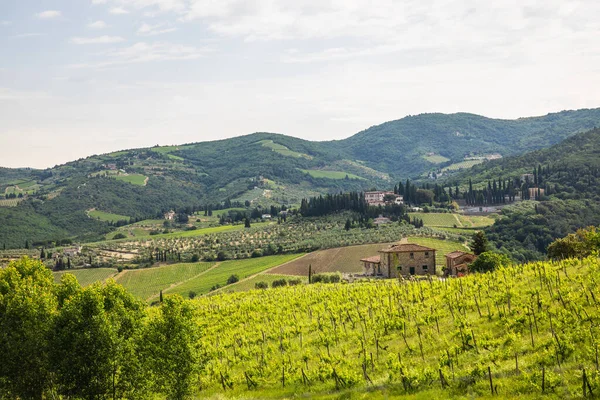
left=425, top=252, right=429, bottom=258
left=423, top=265, right=428, bottom=270
left=410, top=252, right=414, bottom=259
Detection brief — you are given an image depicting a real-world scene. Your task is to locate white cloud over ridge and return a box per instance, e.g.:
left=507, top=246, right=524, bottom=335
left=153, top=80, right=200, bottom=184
left=36, top=10, right=62, bottom=19
left=88, top=20, right=109, bottom=29
left=70, top=36, right=125, bottom=44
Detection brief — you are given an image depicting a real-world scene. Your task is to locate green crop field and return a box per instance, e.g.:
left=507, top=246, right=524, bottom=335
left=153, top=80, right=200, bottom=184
left=259, top=140, right=313, bottom=159
left=442, top=159, right=484, bottom=171
left=53, top=268, right=117, bottom=287
left=114, top=262, right=215, bottom=301
left=409, top=212, right=495, bottom=230
left=114, top=174, right=148, bottom=186
left=88, top=209, right=130, bottom=223
left=165, top=254, right=304, bottom=298
left=423, top=154, right=450, bottom=163
left=409, top=212, right=461, bottom=227
left=299, top=169, right=366, bottom=180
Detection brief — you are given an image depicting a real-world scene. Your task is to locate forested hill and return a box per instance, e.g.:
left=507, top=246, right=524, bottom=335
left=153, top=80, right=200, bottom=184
left=1, top=108, right=600, bottom=248
left=333, top=108, right=600, bottom=176
left=449, top=127, right=600, bottom=261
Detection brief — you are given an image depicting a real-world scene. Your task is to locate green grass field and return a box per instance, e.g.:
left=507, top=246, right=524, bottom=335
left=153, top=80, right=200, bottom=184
left=88, top=210, right=130, bottom=223
left=409, top=212, right=495, bottom=230
left=299, top=169, right=366, bottom=180
left=114, top=262, right=215, bottom=301
left=53, top=268, right=117, bottom=287
left=259, top=140, right=313, bottom=159
left=442, top=159, right=484, bottom=171
left=114, top=174, right=148, bottom=186
left=423, top=154, right=450, bottom=163
left=165, top=254, right=304, bottom=298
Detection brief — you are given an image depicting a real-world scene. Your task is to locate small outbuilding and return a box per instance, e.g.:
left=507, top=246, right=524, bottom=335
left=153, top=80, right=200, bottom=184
left=361, top=255, right=382, bottom=276
left=445, top=251, right=477, bottom=276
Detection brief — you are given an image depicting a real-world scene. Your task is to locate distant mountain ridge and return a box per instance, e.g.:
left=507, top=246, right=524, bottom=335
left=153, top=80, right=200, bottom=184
left=1, top=107, right=600, bottom=247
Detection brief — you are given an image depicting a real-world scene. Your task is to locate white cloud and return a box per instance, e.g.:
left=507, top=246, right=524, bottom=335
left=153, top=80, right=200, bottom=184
left=68, top=41, right=211, bottom=68
left=70, top=36, right=125, bottom=44
left=137, top=22, right=177, bottom=36
left=36, top=10, right=62, bottom=19
left=11, top=33, right=45, bottom=38
left=109, top=7, right=130, bottom=14
left=88, top=20, right=109, bottom=29
left=92, top=0, right=108, bottom=4
left=0, top=21, right=11, bottom=26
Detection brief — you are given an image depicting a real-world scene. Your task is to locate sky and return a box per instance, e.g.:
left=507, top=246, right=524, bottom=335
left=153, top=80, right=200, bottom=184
left=1, top=1, right=599, bottom=169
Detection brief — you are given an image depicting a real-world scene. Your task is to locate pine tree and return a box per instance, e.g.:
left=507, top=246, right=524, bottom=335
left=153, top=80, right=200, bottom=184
left=470, top=231, right=489, bottom=255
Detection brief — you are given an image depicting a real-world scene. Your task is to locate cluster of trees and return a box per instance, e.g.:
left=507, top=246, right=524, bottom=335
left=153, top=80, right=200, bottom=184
left=299, top=192, right=369, bottom=217
left=0, top=258, right=202, bottom=399
left=547, top=226, right=600, bottom=260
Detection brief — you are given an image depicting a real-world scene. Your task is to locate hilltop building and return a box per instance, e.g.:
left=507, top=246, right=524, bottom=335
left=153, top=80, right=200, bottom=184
left=364, top=191, right=404, bottom=206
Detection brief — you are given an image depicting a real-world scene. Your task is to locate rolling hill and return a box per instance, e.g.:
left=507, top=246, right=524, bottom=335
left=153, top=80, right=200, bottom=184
left=1, top=108, right=600, bottom=248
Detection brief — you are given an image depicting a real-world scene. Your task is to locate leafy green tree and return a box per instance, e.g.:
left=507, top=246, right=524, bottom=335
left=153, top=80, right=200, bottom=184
left=0, top=257, right=57, bottom=399
left=470, top=231, right=489, bottom=255
left=49, top=280, right=147, bottom=399
left=469, top=251, right=511, bottom=273
left=547, top=226, right=600, bottom=260
left=141, top=296, right=201, bottom=400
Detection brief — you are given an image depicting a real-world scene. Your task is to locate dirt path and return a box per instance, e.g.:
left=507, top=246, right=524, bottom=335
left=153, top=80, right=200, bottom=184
left=453, top=214, right=464, bottom=227
left=143, top=176, right=149, bottom=186
left=145, top=262, right=222, bottom=302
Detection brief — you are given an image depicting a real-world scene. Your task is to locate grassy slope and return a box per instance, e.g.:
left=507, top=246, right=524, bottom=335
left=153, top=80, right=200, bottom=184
left=88, top=210, right=130, bottom=223
left=114, top=262, right=215, bottom=300
left=53, top=268, right=117, bottom=286
left=114, top=174, right=147, bottom=186
left=299, top=169, right=366, bottom=180
left=192, top=256, right=600, bottom=399
left=165, top=254, right=304, bottom=297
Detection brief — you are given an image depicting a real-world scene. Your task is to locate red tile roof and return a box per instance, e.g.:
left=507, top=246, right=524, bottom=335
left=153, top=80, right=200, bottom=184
left=360, top=255, right=381, bottom=263
left=445, top=251, right=470, bottom=259
left=379, top=243, right=435, bottom=253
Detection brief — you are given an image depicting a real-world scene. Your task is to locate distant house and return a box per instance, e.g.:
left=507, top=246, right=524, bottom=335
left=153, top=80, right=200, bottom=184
left=62, top=246, right=81, bottom=257
left=261, top=214, right=272, bottom=220
left=373, top=215, right=391, bottom=225
left=361, top=255, right=382, bottom=276
left=377, top=243, right=437, bottom=277
left=528, top=187, right=545, bottom=198
left=364, top=191, right=403, bottom=206
left=521, top=173, right=535, bottom=183
left=106, top=163, right=117, bottom=171
left=445, top=251, right=476, bottom=277
left=164, top=210, right=176, bottom=220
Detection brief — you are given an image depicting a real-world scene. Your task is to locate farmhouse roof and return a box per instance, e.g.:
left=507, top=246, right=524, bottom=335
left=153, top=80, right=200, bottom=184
left=379, top=243, right=435, bottom=253
left=445, top=251, right=469, bottom=259
left=360, top=255, right=381, bottom=264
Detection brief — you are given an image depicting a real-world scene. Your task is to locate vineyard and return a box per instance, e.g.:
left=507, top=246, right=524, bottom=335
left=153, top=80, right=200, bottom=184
left=89, top=216, right=459, bottom=265
left=189, top=256, right=600, bottom=398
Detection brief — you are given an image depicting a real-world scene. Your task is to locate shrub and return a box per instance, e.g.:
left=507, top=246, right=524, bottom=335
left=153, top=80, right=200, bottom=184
left=311, top=272, right=342, bottom=284
left=117, top=266, right=123, bottom=273
left=251, top=249, right=263, bottom=258
left=210, top=284, right=221, bottom=291
left=190, top=254, right=200, bottom=262
left=470, top=251, right=511, bottom=273
left=288, top=278, right=302, bottom=286
left=188, top=291, right=197, bottom=299
left=113, top=233, right=127, bottom=240
left=217, top=251, right=229, bottom=261
left=254, top=281, right=269, bottom=289
left=227, top=274, right=239, bottom=285
left=271, top=279, right=288, bottom=288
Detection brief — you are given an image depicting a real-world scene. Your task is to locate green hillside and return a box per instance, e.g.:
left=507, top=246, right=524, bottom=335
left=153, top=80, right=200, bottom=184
left=448, top=127, right=600, bottom=261
left=2, top=108, right=600, bottom=248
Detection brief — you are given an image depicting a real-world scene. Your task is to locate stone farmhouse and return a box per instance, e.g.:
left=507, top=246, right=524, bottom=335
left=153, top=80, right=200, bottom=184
left=361, top=243, right=476, bottom=278
left=445, top=251, right=477, bottom=277
left=361, top=243, right=436, bottom=278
